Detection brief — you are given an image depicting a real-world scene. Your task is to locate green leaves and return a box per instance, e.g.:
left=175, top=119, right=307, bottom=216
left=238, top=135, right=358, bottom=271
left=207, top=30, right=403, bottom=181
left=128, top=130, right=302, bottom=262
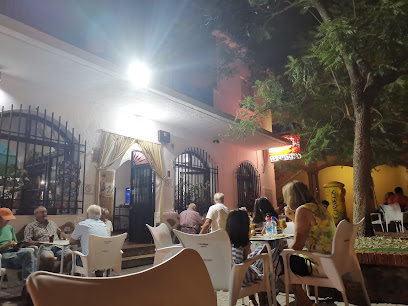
left=211, top=0, right=408, bottom=170
left=311, top=18, right=356, bottom=70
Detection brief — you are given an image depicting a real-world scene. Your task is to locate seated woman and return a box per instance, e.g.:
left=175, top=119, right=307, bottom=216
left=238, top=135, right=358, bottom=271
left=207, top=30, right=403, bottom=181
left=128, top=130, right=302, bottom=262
left=283, top=181, right=336, bottom=306
left=226, top=209, right=268, bottom=306
left=252, top=197, right=279, bottom=231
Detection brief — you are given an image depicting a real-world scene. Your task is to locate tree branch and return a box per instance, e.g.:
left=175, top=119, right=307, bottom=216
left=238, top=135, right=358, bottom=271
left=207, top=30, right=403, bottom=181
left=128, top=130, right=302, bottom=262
left=330, top=69, right=351, bottom=117
left=264, top=0, right=308, bottom=25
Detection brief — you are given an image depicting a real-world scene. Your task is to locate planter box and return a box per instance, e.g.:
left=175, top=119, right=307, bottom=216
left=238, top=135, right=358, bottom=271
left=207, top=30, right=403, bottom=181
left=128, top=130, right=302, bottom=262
left=356, top=250, right=408, bottom=304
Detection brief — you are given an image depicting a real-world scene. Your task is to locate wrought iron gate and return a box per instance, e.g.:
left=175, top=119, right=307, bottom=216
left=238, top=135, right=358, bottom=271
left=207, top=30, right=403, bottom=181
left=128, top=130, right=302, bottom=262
left=129, top=150, right=155, bottom=243
left=0, top=105, right=86, bottom=214
left=174, top=147, right=218, bottom=215
left=236, top=161, right=260, bottom=212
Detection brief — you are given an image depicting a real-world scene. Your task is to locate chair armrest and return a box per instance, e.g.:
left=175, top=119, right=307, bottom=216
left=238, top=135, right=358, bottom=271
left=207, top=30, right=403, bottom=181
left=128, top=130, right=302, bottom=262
left=232, top=253, right=270, bottom=277
left=71, top=250, right=86, bottom=259
left=230, top=253, right=270, bottom=293
left=370, top=213, right=382, bottom=222
left=27, top=245, right=39, bottom=257
left=281, top=248, right=331, bottom=260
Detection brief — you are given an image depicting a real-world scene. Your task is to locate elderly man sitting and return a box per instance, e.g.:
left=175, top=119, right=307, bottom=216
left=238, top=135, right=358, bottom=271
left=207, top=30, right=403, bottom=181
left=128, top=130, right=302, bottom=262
left=24, top=206, right=72, bottom=272
left=179, top=203, right=204, bottom=234
left=69, top=204, right=107, bottom=276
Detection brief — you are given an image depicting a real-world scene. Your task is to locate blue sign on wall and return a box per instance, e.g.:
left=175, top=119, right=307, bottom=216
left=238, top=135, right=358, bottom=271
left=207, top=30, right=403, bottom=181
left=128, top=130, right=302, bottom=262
left=125, top=188, right=130, bottom=204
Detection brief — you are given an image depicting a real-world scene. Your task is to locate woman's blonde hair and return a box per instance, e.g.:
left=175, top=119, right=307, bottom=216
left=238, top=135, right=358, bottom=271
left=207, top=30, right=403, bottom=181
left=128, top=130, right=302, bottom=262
left=282, top=181, right=316, bottom=211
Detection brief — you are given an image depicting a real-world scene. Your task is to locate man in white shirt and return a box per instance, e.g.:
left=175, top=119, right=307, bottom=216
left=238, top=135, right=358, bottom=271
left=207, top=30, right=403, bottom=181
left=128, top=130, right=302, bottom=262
left=70, top=205, right=107, bottom=275
left=200, top=193, right=229, bottom=234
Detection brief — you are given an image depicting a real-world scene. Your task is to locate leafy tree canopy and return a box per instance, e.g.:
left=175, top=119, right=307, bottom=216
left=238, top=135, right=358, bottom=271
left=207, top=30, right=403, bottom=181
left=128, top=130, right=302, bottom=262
left=198, top=0, right=408, bottom=168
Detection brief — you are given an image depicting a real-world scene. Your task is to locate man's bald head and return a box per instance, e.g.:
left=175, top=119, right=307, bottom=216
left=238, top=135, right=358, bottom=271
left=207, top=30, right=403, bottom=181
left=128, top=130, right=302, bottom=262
left=188, top=203, right=197, bottom=211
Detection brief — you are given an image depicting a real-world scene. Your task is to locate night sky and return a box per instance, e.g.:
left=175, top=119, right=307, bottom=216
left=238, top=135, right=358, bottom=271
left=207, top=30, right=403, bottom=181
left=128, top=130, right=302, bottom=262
left=0, top=0, right=315, bottom=105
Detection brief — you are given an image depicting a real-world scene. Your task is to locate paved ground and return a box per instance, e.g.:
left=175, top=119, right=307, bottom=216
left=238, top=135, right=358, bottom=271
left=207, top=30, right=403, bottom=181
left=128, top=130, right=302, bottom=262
left=0, top=265, right=406, bottom=305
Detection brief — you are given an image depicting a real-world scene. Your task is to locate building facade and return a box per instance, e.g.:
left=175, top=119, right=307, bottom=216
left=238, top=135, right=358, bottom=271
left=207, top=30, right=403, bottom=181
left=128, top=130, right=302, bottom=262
left=0, top=13, right=287, bottom=241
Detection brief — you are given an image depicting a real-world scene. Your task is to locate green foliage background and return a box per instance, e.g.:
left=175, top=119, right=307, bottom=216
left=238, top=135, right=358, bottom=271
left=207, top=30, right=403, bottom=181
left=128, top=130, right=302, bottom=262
left=201, top=0, right=408, bottom=168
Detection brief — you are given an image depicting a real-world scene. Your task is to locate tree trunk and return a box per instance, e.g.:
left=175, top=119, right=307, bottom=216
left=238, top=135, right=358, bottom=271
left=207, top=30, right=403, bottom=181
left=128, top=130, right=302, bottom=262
left=351, top=90, right=375, bottom=236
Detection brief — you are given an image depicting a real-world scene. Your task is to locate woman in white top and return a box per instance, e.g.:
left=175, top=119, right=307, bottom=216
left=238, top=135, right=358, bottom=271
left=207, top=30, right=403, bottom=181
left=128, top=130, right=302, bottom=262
left=100, top=208, right=113, bottom=236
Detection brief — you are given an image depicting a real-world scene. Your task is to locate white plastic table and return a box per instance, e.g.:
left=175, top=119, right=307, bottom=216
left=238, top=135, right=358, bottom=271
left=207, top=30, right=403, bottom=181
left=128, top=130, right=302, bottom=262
left=38, top=240, right=70, bottom=274
left=250, top=234, right=294, bottom=241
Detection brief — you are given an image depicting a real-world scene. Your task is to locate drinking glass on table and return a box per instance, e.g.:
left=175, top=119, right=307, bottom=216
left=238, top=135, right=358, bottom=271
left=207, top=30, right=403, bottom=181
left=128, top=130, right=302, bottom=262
left=279, top=215, right=287, bottom=231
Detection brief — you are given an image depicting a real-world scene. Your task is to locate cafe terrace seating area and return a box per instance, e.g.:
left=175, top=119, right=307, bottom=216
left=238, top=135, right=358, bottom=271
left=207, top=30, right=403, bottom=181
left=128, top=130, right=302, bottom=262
left=1, top=219, right=408, bottom=305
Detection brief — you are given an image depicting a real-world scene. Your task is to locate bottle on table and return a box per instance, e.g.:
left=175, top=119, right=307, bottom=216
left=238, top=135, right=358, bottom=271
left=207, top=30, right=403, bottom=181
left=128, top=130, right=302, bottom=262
left=265, top=216, right=277, bottom=237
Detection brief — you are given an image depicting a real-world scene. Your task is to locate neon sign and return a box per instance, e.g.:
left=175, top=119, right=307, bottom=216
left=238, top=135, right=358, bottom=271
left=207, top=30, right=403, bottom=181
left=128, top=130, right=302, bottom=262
left=269, top=135, right=301, bottom=162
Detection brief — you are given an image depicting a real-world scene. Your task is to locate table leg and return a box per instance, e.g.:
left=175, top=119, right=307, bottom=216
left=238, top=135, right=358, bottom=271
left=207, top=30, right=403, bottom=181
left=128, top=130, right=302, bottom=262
left=37, top=244, right=45, bottom=271
left=60, top=246, right=65, bottom=274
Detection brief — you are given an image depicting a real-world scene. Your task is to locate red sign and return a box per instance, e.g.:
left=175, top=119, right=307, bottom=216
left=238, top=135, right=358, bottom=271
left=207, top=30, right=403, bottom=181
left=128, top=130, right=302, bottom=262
left=269, top=135, right=301, bottom=162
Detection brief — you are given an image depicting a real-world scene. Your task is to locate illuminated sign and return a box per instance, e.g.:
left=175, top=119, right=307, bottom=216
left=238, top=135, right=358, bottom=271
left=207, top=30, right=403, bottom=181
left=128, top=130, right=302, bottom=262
left=269, top=135, right=301, bottom=162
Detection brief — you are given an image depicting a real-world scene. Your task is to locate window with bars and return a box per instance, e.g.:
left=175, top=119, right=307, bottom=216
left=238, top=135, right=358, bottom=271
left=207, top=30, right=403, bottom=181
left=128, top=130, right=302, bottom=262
left=0, top=105, right=86, bottom=215
left=174, top=148, right=218, bottom=215
left=236, top=161, right=260, bottom=212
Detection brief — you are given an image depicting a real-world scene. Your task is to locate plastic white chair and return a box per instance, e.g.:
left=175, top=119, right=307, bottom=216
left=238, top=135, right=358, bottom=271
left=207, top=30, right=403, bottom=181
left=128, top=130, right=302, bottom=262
left=146, top=223, right=183, bottom=266
left=174, top=229, right=274, bottom=306
left=71, top=233, right=127, bottom=277
left=283, top=221, right=295, bottom=245
left=370, top=212, right=385, bottom=232
left=282, top=219, right=370, bottom=306
left=380, top=204, right=404, bottom=232
left=28, top=249, right=217, bottom=306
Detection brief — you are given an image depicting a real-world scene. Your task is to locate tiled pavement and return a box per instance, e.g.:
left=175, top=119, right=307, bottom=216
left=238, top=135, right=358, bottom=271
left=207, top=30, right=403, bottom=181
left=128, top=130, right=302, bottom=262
left=0, top=265, right=406, bottom=305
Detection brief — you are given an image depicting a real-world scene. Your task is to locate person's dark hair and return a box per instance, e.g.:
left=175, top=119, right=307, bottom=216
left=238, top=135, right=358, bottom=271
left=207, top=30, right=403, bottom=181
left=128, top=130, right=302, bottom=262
left=321, top=200, right=330, bottom=208
left=226, top=209, right=250, bottom=248
left=383, top=192, right=394, bottom=204
left=252, top=197, right=278, bottom=224
left=395, top=187, right=403, bottom=195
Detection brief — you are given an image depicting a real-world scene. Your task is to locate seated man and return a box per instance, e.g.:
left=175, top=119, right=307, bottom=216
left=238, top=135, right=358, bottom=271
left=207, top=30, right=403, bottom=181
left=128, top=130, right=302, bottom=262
left=388, top=187, right=408, bottom=211
left=179, top=203, right=204, bottom=234
left=24, top=206, right=72, bottom=272
left=69, top=204, right=107, bottom=276
left=0, top=208, right=35, bottom=297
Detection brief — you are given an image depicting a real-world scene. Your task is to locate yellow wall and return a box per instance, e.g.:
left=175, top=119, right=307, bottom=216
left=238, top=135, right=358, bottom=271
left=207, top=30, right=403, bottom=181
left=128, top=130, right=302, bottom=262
left=275, top=170, right=309, bottom=200
left=318, top=166, right=354, bottom=221
left=317, top=165, right=408, bottom=221
left=372, top=165, right=408, bottom=206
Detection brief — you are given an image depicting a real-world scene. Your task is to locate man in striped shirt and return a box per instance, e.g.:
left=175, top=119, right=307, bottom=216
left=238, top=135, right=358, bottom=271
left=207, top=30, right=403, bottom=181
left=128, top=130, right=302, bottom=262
left=24, top=206, right=72, bottom=271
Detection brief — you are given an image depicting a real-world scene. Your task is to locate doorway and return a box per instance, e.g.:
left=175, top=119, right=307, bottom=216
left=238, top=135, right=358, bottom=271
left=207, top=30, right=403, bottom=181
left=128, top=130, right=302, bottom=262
left=129, top=151, right=155, bottom=243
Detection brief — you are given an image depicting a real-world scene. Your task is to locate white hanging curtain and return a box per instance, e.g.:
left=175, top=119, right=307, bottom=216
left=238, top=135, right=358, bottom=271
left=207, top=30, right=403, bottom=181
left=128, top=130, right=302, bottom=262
left=137, top=140, right=165, bottom=222
left=95, top=131, right=135, bottom=205
left=95, top=131, right=166, bottom=222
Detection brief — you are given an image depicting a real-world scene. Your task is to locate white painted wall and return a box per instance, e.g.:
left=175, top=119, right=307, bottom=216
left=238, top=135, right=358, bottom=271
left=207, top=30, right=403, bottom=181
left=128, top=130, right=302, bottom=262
left=0, top=72, right=278, bottom=232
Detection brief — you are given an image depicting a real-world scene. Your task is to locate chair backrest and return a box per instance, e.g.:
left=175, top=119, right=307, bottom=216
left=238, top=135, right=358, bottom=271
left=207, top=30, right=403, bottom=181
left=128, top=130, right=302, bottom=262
left=87, top=233, right=127, bottom=272
left=380, top=203, right=402, bottom=222
left=284, top=221, right=295, bottom=235
left=146, top=223, right=173, bottom=249
left=331, top=219, right=360, bottom=275
left=283, top=221, right=295, bottom=245
left=174, top=229, right=232, bottom=291
left=27, top=248, right=216, bottom=306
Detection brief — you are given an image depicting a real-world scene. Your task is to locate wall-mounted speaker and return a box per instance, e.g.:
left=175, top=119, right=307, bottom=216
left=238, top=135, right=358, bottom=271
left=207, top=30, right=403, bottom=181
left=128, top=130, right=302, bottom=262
left=158, top=130, right=171, bottom=143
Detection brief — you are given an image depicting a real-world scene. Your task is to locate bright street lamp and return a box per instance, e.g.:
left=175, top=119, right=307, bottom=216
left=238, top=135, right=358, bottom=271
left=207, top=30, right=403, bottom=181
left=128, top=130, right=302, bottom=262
left=127, top=61, right=151, bottom=88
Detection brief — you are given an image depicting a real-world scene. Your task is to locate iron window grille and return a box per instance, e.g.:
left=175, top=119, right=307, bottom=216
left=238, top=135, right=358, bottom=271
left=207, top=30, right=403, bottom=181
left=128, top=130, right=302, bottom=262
left=236, top=161, right=260, bottom=212
left=0, top=105, right=86, bottom=215
left=174, top=147, right=218, bottom=215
